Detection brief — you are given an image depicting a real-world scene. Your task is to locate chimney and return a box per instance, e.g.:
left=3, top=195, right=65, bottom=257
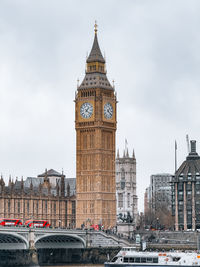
left=190, top=140, right=196, bottom=154
left=187, top=140, right=200, bottom=160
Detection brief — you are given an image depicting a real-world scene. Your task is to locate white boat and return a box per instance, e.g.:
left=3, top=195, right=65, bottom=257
left=104, top=247, right=200, bottom=266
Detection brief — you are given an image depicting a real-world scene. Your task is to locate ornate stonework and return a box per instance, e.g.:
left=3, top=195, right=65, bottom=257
left=0, top=169, right=76, bottom=228
left=116, top=146, right=138, bottom=225
left=75, top=25, right=117, bottom=229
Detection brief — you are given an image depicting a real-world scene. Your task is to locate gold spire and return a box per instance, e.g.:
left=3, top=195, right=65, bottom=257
left=94, top=20, right=98, bottom=35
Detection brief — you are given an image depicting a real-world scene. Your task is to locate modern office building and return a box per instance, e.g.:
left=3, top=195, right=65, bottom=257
left=150, top=173, right=172, bottom=212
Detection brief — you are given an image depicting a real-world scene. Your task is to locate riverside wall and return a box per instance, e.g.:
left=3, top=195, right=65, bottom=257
left=0, top=247, right=121, bottom=266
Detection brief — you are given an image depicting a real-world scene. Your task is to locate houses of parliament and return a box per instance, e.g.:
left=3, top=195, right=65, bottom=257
left=0, top=24, right=118, bottom=229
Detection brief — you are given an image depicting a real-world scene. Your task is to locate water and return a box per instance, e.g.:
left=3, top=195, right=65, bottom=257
left=42, top=265, right=103, bottom=267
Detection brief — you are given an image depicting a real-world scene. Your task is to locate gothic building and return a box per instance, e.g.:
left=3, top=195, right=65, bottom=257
left=116, top=146, right=138, bottom=225
left=0, top=169, right=76, bottom=228
left=172, top=140, right=200, bottom=230
left=75, top=24, right=117, bottom=229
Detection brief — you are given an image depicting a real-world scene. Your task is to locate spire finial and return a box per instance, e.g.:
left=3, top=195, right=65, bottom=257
left=112, top=80, right=115, bottom=88
left=94, top=20, right=98, bottom=34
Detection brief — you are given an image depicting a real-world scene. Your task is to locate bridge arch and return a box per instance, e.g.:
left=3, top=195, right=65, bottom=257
left=35, top=233, right=86, bottom=249
left=0, top=232, right=29, bottom=250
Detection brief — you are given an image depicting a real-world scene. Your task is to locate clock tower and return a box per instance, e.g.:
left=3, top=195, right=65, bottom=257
left=75, top=24, right=117, bottom=229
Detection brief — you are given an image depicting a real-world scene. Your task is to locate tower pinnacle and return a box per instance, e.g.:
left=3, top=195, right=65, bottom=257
left=86, top=23, right=105, bottom=64
left=94, top=21, right=98, bottom=34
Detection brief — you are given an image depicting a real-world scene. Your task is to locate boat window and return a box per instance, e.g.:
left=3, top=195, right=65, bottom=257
left=129, top=258, right=134, bottom=263
left=135, top=258, right=141, bottom=263
left=111, top=257, right=118, bottom=262
left=153, top=258, right=158, bottom=263
left=141, top=258, right=147, bottom=263
left=147, top=258, right=153, bottom=262
left=124, top=257, right=129, bottom=263
left=173, top=257, right=180, bottom=262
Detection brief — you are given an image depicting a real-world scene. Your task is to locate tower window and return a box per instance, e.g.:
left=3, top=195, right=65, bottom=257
left=127, top=193, right=130, bottom=208
left=118, top=193, right=123, bottom=208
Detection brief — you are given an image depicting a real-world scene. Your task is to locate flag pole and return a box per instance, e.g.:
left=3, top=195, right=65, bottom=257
left=175, top=140, right=177, bottom=173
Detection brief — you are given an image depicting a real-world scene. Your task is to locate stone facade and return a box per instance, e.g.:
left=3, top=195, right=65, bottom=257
left=75, top=25, right=117, bottom=229
left=172, top=140, right=200, bottom=230
left=116, top=146, right=138, bottom=225
left=0, top=169, right=76, bottom=228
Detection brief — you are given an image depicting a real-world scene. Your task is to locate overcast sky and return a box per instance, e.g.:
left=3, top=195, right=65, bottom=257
left=0, top=0, right=200, bottom=210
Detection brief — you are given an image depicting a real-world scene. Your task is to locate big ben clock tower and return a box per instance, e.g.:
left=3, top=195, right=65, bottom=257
left=75, top=24, right=117, bottom=229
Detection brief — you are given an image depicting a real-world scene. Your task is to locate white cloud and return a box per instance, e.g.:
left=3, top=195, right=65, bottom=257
left=0, top=0, right=200, bottom=210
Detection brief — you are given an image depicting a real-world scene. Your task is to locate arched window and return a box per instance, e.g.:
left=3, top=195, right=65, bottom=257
left=121, top=168, right=125, bottom=179
left=120, top=168, right=125, bottom=189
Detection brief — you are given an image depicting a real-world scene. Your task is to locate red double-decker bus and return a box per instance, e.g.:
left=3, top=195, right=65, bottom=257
left=0, top=218, right=22, bottom=227
left=25, top=220, right=50, bottom=228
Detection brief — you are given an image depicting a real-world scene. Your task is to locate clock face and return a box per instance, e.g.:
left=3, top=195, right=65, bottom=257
left=104, top=102, right=113, bottom=119
left=80, top=102, right=93, bottom=119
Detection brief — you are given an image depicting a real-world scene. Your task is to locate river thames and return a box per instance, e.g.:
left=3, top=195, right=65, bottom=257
left=42, top=265, right=104, bottom=267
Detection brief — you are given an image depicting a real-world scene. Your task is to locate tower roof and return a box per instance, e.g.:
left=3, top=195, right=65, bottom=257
left=86, top=23, right=105, bottom=64
left=78, top=23, right=113, bottom=91
left=175, top=140, right=200, bottom=178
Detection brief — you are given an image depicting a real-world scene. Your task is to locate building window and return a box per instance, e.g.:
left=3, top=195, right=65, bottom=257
left=8, top=199, right=10, bottom=213
left=118, top=193, right=123, bottom=208
left=90, top=202, right=94, bottom=214
left=65, top=201, right=68, bottom=228
left=54, top=202, right=56, bottom=214
left=127, top=193, right=130, bottom=208
left=45, top=200, right=47, bottom=213
left=83, top=134, right=87, bottom=149
left=121, top=168, right=125, bottom=189
left=36, top=202, right=39, bottom=215
left=18, top=201, right=20, bottom=214
left=71, top=201, right=76, bottom=228
left=121, top=168, right=125, bottom=179
left=83, top=201, right=87, bottom=214
left=27, top=202, right=29, bottom=214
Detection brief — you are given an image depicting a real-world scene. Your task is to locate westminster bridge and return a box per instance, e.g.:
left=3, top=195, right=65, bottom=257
left=0, top=227, right=199, bottom=251
left=0, top=227, right=131, bottom=250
